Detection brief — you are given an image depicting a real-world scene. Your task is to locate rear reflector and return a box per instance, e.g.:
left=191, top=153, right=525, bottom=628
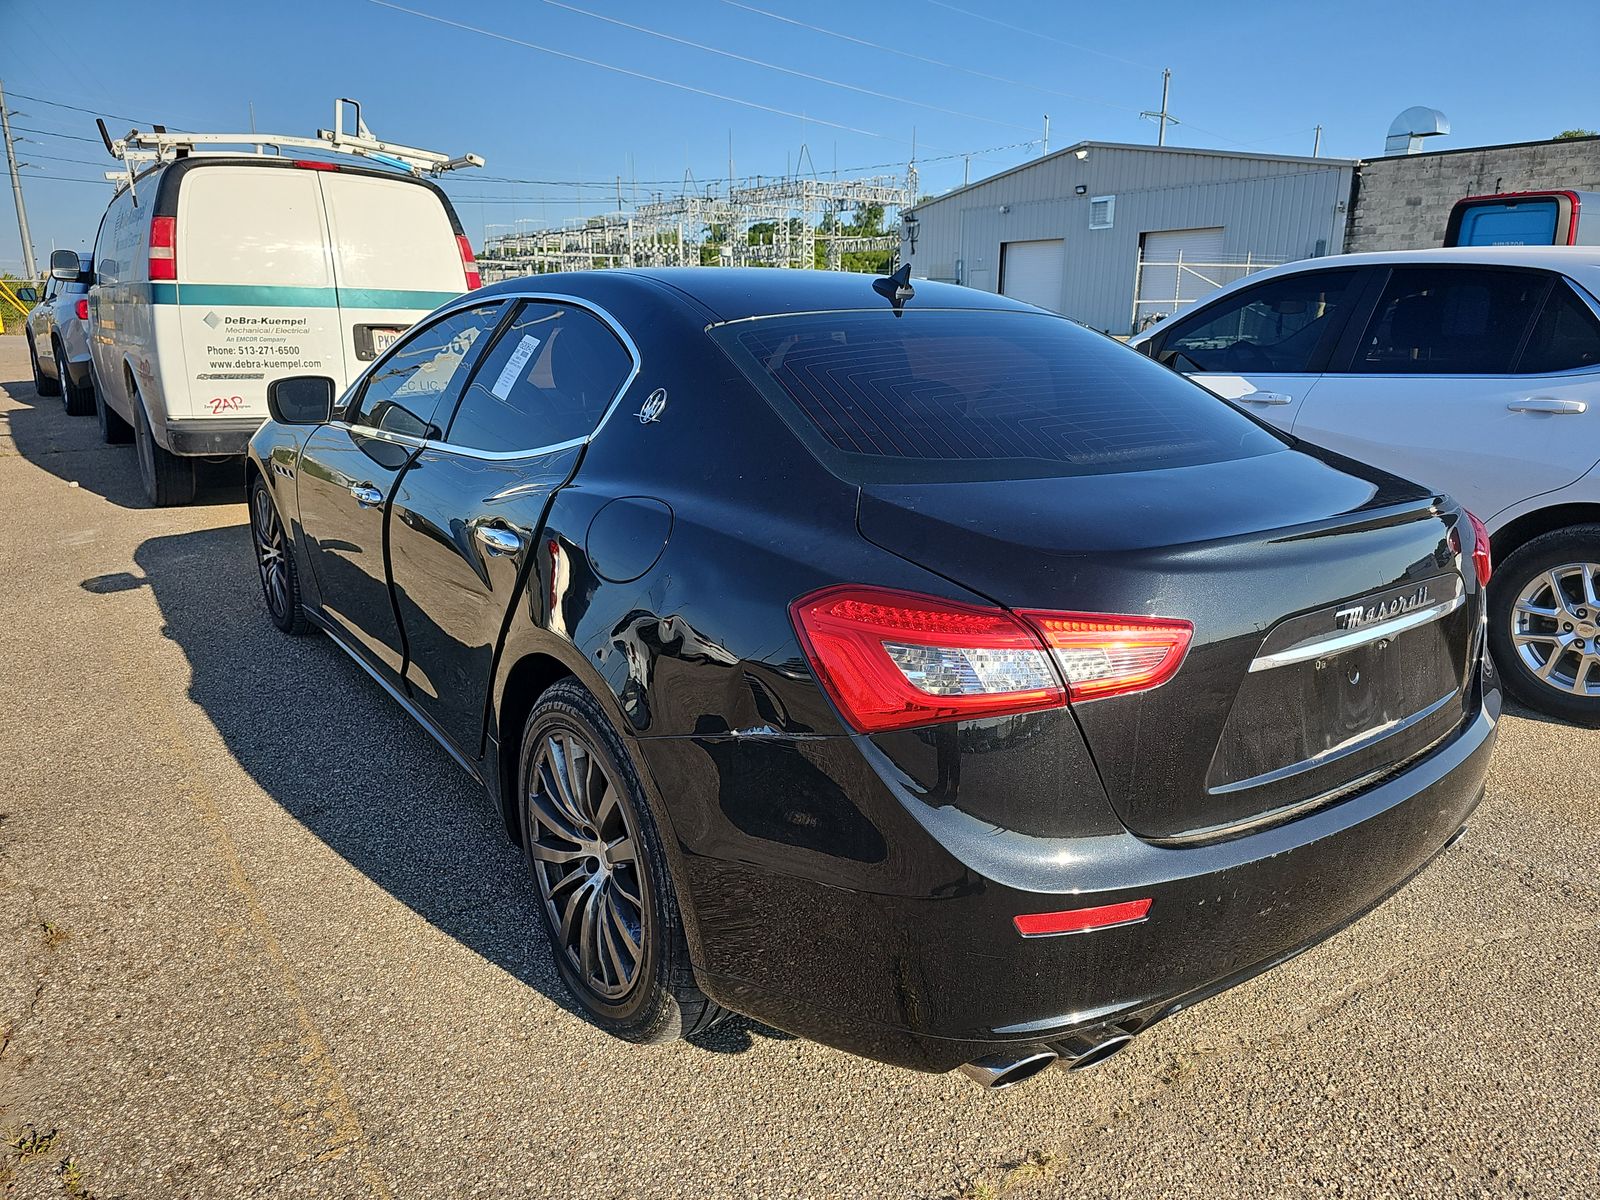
left=1465, top=510, right=1492, bottom=586
left=1014, top=897, right=1152, bottom=938
left=148, top=215, right=176, bottom=282
left=1019, top=611, right=1192, bottom=702
left=790, top=585, right=1066, bottom=733
left=456, top=234, right=482, bottom=290
left=75, top=298, right=88, bottom=322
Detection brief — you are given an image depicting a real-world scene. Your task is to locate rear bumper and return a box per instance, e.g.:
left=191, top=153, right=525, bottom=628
left=164, top=417, right=263, bottom=456
left=657, top=671, right=1500, bottom=1073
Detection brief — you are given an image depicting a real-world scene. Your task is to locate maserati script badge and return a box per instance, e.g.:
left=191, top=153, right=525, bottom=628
left=1334, top=583, right=1432, bottom=632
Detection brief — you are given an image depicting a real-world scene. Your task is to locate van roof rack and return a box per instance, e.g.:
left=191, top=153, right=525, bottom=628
left=98, top=98, right=483, bottom=189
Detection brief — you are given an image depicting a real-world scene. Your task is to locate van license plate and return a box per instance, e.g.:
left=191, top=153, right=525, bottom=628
left=354, top=324, right=408, bottom=361
left=369, top=327, right=403, bottom=355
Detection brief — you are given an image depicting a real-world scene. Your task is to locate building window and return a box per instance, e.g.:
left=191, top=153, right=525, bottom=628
left=1089, top=196, right=1116, bottom=230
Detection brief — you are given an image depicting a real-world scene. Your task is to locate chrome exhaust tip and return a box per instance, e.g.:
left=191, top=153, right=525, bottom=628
left=957, top=1047, right=1059, bottom=1089
left=1056, top=1031, right=1134, bottom=1072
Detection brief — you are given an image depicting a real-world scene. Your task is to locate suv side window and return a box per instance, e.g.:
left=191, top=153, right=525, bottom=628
left=1349, top=267, right=1545, bottom=375
left=444, top=301, right=633, bottom=453
left=1159, top=269, right=1357, bottom=374
left=349, top=303, right=504, bottom=438
left=1518, top=280, right=1600, bottom=374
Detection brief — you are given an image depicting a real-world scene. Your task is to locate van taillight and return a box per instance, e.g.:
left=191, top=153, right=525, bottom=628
left=149, top=215, right=177, bottom=282
left=456, top=234, right=481, bottom=290
left=75, top=298, right=88, bottom=321
left=292, top=159, right=339, bottom=171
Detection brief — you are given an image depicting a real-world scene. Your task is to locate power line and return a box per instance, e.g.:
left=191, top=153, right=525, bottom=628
left=3, top=88, right=156, bottom=128
left=719, top=0, right=1141, bottom=114
left=367, top=1, right=931, bottom=148
left=19, top=151, right=109, bottom=168
left=920, top=1, right=1157, bottom=72
left=542, top=0, right=1035, bottom=134
left=17, top=171, right=112, bottom=186
left=12, top=124, right=106, bottom=145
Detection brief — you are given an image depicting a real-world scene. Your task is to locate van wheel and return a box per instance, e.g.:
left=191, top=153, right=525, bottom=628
left=95, top=379, right=133, bottom=445
left=56, top=339, right=95, bottom=417
left=1488, top=524, right=1600, bottom=726
left=518, top=680, right=728, bottom=1045
left=132, top=390, right=196, bottom=507
left=29, top=337, right=61, bottom=398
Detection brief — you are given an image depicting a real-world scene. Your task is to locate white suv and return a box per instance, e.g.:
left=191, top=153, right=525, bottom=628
left=1132, top=246, right=1600, bottom=723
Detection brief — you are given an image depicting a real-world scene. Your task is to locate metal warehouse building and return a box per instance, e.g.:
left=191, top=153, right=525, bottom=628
left=899, top=141, right=1355, bottom=336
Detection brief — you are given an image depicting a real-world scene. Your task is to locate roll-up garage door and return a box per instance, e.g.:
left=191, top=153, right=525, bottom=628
left=1137, top=227, right=1226, bottom=313
left=999, top=239, right=1065, bottom=312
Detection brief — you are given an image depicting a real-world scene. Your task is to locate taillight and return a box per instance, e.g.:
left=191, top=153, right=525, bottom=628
left=789, top=586, right=1065, bottom=734
left=149, top=215, right=176, bottom=282
left=1019, top=611, right=1193, bottom=702
left=456, top=234, right=481, bottom=290
left=789, top=585, right=1194, bottom=734
left=75, top=298, right=88, bottom=321
left=1465, top=510, right=1492, bottom=587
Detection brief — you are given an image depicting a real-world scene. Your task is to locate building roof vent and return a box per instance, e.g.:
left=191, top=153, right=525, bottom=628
left=1385, top=107, right=1450, bottom=156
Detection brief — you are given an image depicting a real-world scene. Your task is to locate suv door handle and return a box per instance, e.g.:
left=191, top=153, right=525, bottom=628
left=349, top=483, right=384, bottom=508
left=1508, top=397, right=1587, bottom=415
left=1241, top=391, right=1292, bottom=405
left=475, top=525, right=523, bottom=557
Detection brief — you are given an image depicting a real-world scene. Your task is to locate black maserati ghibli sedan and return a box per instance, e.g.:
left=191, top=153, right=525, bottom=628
left=246, top=267, right=1499, bottom=1088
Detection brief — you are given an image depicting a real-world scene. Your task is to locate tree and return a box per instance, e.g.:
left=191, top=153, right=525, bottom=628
left=1555, top=129, right=1598, bottom=140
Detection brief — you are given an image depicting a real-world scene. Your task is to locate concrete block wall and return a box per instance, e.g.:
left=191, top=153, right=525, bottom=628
left=1346, top=137, right=1600, bottom=251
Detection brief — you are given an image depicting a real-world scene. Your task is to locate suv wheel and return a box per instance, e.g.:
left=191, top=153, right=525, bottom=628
left=56, top=339, right=95, bottom=416
left=131, top=387, right=196, bottom=507
left=518, top=680, right=728, bottom=1044
left=249, top=475, right=309, bottom=635
left=1488, top=524, right=1600, bottom=725
left=29, top=336, right=61, bottom=398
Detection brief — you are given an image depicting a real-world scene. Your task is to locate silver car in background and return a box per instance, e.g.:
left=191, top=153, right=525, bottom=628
left=27, top=250, right=97, bottom=416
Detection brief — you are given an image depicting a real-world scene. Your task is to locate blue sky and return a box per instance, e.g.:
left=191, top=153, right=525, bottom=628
left=2, top=0, right=1597, bottom=272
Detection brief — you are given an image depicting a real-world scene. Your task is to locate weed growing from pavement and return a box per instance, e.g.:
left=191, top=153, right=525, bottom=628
left=8, top=1125, right=59, bottom=1160
left=40, top=921, right=68, bottom=949
left=60, top=1156, right=94, bottom=1198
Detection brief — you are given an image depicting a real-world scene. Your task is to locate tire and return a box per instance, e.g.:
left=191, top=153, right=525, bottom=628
left=518, top=680, right=727, bottom=1043
left=57, top=339, right=95, bottom=416
left=249, top=475, right=310, bottom=635
left=1488, top=524, right=1600, bottom=726
left=131, top=387, right=196, bottom=507
left=29, top=337, right=61, bottom=397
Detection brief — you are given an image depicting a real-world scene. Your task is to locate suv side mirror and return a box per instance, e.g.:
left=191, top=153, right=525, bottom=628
left=267, top=376, right=335, bottom=425
left=14, top=285, right=38, bottom=304
left=50, top=249, right=82, bottom=281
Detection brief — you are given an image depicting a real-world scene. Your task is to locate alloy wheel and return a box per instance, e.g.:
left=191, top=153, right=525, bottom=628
left=526, top=729, right=646, bottom=1000
left=1511, top=561, right=1600, bottom=697
left=251, top=485, right=291, bottom=619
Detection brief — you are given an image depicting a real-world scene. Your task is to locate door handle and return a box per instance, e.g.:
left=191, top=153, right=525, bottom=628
left=1508, top=397, right=1587, bottom=415
left=475, top=525, right=523, bottom=557
left=349, top=483, right=384, bottom=508
left=1240, top=391, right=1292, bottom=405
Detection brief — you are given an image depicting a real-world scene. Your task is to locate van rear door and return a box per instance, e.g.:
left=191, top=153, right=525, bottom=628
left=173, top=165, right=345, bottom=421
left=317, top=171, right=471, bottom=389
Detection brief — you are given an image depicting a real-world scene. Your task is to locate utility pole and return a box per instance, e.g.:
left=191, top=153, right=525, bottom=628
left=1043, top=114, right=1050, bottom=155
left=0, top=79, right=38, bottom=279
left=1140, top=68, right=1178, bottom=147
left=1312, top=125, right=1323, bottom=157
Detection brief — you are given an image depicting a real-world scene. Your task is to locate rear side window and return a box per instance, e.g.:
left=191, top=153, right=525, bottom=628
left=1160, top=270, right=1357, bottom=374
left=350, top=303, right=503, bottom=437
left=1349, top=267, right=1545, bottom=375
left=1519, top=281, right=1600, bottom=373
left=445, top=302, right=634, bottom=453
left=712, top=308, right=1284, bottom=483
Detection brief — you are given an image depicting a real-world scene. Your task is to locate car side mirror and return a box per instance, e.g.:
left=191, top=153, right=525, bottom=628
left=50, top=249, right=82, bottom=281
left=267, top=376, right=335, bottom=425
left=14, top=285, right=37, bottom=304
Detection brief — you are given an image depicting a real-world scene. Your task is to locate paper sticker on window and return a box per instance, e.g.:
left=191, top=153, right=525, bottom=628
left=491, top=334, right=541, bottom=400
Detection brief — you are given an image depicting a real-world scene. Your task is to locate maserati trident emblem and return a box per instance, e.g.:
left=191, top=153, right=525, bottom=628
left=1334, top=583, right=1433, bottom=632
left=637, top=388, right=668, bottom=424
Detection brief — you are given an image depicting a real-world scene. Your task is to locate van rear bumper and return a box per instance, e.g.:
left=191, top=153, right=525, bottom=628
left=165, top=418, right=264, bottom=456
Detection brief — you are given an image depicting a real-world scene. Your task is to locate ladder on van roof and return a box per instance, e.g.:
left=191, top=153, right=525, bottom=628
left=98, top=98, right=483, bottom=189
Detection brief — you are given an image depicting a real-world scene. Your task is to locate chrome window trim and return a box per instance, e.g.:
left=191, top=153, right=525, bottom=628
left=408, top=289, right=643, bottom=461
left=1247, top=591, right=1467, bottom=673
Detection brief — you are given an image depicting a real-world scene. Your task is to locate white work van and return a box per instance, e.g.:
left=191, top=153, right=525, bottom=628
left=88, top=129, right=482, bottom=504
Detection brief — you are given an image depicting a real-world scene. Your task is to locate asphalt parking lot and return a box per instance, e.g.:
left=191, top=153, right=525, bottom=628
left=0, top=333, right=1597, bottom=1200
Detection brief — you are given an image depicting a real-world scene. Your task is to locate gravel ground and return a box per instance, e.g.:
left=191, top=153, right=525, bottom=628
left=0, top=334, right=1595, bottom=1199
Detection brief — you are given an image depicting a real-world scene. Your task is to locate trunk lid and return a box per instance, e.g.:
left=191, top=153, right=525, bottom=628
left=857, top=447, right=1479, bottom=841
